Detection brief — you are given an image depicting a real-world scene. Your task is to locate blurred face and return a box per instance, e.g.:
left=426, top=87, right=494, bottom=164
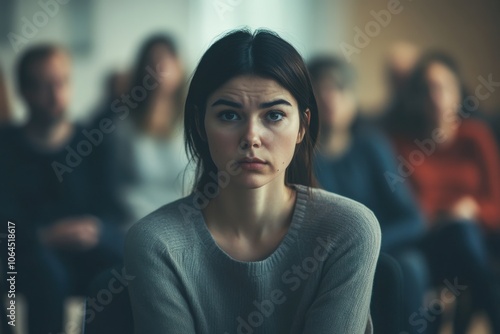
left=204, top=75, right=308, bottom=189
left=148, top=44, right=183, bottom=95
left=22, top=51, right=71, bottom=125
left=314, top=77, right=356, bottom=131
left=424, top=62, right=461, bottom=127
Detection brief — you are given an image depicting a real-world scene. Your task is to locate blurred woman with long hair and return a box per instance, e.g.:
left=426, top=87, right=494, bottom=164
left=392, top=52, right=500, bottom=334
left=116, top=34, right=194, bottom=224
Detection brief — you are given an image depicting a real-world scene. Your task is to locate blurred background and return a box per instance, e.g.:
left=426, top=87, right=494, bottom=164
left=1, top=0, right=499, bottom=121
left=1, top=1, right=500, bottom=334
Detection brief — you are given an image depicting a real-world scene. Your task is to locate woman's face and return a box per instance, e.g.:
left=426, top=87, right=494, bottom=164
left=424, top=62, right=461, bottom=127
left=148, top=44, right=183, bottom=95
left=204, top=75, right=308, bottom=189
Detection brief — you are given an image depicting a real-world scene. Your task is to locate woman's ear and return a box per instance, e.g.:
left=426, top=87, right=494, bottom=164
left=297, top=108, right=311, bottom=144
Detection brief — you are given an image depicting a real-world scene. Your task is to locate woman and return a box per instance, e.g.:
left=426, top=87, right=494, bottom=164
left=115, top=34, right=194, bottom=225
left=125, top=29, right=381, bottom=334
left=309, top=55, right=430, bottom=334
left=392, top=52, right=500, bottom=333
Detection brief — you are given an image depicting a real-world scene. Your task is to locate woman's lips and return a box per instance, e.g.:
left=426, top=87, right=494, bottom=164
left=238, top=161, right=267, bottom=171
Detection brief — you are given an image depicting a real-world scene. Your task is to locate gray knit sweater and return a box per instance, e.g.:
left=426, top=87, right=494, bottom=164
left=125, top=183, right=381, bottom=334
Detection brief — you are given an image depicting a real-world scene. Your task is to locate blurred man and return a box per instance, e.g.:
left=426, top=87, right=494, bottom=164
left=0, top=45, right=126, bottom=334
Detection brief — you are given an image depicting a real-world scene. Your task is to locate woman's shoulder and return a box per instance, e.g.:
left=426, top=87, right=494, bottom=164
left=125, top=194, right=198, bottom=252
left=298, top=185, right=381, bottom=244
left=459, top=118, right=497, bottom=145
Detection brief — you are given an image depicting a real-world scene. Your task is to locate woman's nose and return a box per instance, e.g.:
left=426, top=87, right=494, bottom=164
left=239, top=119, right=262, bottom=150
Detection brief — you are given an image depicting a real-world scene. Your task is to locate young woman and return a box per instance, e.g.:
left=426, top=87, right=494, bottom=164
left=114, top=34, right=194, bottom=225
left=125, top=29, right=381, bottom=334
left=391, top=52, right=500, bottom=333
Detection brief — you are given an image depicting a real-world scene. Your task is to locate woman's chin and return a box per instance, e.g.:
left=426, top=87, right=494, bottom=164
left=230, top=175, right=273, bottom=190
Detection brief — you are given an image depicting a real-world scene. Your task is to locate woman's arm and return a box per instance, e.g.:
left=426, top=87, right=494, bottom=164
left=301, top=209, right=381, bottom=334
left=124, top=223, right=197, bottom=334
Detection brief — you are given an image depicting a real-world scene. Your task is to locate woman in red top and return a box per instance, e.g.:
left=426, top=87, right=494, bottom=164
left=391, top=52, right=500, bottom=334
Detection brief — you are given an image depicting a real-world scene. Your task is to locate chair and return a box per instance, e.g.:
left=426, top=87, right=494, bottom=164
left=371, top=252, right=404, bottom=334
left=82, top=265, right=134, bottom=334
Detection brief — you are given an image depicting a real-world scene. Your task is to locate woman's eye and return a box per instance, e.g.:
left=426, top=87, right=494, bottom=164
left=218, top=111, right=240, bottom=121
left=266, top=111, right=285, bottom=122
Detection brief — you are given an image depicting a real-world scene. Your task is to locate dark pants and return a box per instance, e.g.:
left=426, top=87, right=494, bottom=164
left=3, top=223, right=124, bottom=334
left=422, top=221, right=500, bottom=334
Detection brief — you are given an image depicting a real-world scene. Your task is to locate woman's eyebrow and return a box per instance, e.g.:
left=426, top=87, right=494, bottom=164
left=259, top=99, right=292, bottom=108
left=210, top=98, right=292, bottom=109
left=210, top=99, right=243, bottom=108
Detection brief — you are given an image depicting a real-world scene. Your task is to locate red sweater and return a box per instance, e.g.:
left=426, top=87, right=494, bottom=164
left=393, top=119, right=500, bottom=230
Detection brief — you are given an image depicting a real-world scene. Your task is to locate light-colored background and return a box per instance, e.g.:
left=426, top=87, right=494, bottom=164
left=1, top=0, right=499, bottom=124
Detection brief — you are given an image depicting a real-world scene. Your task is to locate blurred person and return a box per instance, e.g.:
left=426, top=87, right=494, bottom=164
left=0, top=45, right=126, bottom=334
left=125, top=29, right=381, bottom=334
left=380, top=41, right=421, bottom=134
left=391, top=52, right=500, bottom=334
left=0, top=65, right=11, bottom=123
left=487, top=106, right=500, bottom=151
left=309, top=55, right=431, bottom=334
left=88, top=69, right=130, bottom=125
left=386, top=42, right=421, bottom=94
left=114, top=34, right=194, bottom=224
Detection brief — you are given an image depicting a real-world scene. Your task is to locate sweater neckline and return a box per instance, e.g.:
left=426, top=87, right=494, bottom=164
left=189, top=183, right=309, bottom=276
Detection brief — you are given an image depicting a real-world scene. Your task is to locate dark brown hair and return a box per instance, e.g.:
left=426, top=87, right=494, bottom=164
left=394, top=51, right=469, bottom=138
left=16, top=44, right=67, bottom=93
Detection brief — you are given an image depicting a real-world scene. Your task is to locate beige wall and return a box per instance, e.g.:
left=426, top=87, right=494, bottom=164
left=335, top=0, right=500, bottom=114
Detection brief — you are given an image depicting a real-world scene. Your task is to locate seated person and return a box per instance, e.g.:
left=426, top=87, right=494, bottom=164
left=125, top=29, right=381, bottom=334
left=309, top=55, right=430, bottom=334
left=0, top=44, right=127, bottom=334
left=391, top=51, right=500, bottom=333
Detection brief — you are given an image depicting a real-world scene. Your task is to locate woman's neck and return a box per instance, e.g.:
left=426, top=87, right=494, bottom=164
left=202, top=176, right=296, bottom=242
left=143, top=91, right=177, bottom=137
left=434, top=121, right=459, bottom=149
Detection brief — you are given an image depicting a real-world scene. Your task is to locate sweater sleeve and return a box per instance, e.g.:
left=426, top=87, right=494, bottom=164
left=467, top=121, right=500, bottom=230
left=124, top=223, right=197, bottom=334
left=301, top=208, right=381, bottom=334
